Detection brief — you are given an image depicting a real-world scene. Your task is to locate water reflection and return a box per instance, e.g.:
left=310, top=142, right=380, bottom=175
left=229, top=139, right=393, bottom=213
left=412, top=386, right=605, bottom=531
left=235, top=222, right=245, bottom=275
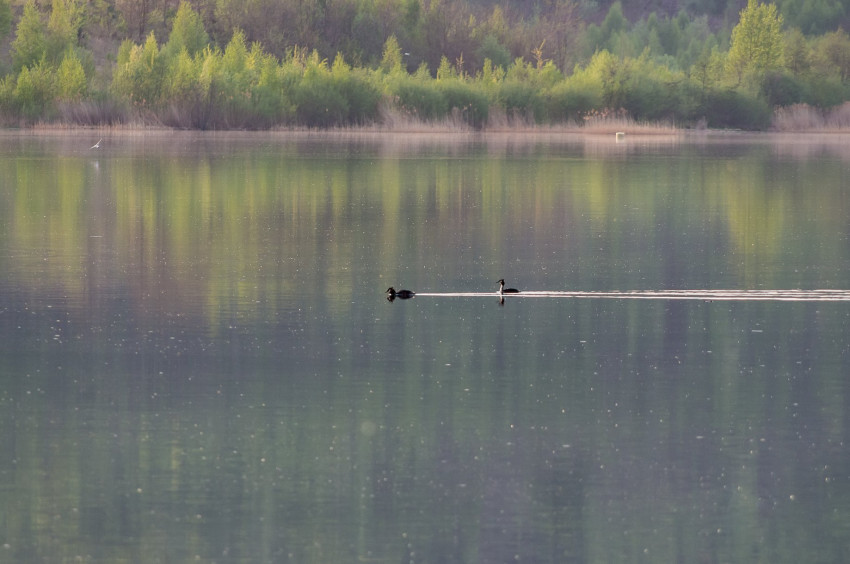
left=1, top=132, right=849, bottom=563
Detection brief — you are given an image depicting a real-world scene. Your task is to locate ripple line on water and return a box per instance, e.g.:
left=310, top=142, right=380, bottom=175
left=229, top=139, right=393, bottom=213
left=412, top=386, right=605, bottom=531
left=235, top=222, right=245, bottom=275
left=411, top=290, right=850, bottom=301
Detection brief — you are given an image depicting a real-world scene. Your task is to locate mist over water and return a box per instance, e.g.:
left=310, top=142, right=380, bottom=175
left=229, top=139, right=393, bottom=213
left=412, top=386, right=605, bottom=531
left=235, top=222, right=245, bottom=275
left=1, top=131, right=849, bottom=563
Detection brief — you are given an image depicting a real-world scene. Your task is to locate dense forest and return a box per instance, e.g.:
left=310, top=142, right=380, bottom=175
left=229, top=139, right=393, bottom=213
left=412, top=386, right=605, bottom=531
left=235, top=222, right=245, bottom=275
left=0, top=0, right=850, bottom=129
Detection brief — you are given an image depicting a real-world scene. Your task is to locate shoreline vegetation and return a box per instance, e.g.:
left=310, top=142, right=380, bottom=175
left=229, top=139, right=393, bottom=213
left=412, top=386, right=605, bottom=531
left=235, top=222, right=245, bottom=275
left=16, top=105, right=850, bottom=134
left=2, top=1, right=850, bottom=132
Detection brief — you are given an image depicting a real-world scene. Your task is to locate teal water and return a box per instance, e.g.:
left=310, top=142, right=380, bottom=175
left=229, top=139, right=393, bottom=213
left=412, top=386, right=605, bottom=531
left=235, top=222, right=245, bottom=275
left=1, top=131, right=849, bottom=563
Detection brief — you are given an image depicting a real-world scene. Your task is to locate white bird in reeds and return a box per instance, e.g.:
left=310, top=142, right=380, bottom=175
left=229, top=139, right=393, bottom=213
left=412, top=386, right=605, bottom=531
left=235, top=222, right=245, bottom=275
left=90, top=138, right=102, bottom=149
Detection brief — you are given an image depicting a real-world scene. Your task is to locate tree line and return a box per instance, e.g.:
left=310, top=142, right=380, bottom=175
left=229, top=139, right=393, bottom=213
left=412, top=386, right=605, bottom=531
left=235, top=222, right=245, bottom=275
left=0, top=0, right=849, bottom=129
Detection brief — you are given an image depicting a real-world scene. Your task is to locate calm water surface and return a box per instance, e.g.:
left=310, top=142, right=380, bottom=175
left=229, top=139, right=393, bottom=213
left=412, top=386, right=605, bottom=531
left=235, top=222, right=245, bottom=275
left=1, top=131, right=849, bottom=563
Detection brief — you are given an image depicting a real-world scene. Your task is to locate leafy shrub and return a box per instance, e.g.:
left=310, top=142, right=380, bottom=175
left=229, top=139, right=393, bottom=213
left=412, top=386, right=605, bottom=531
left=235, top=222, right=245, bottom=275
left=110, top=33, right=166, bottom=109
left=55, top=49, right=86, bottom=101
left=0, top=74, right=16, bottom=118
left=544, top=73, right=602, bottom=122
left=697, top=89, right=771, bottom=130
left=15, top=60, right=55, bottom=120
left=497, top=81, right=544, bottom=122
left=292, top=58, right=350, bottom=127
left=250, top=54, right=293, bottom=126
left=11, top=0, right=46, bottom=71
left=293, top=80, right=349, bottom=126
left=331, top=57, right=381, bottom=124
left=761, top=71, right=804, bottom=107
left=620, top=72, right=681, bottom=121
left=389, top=77, right=447, bottom=120
left=163, top=1, right=209, bottom=57
left=476, top=35, right=511, bottom=70
left=438, top=79, right=489, bottom=128
left=800, top=76, right=848, bottom=108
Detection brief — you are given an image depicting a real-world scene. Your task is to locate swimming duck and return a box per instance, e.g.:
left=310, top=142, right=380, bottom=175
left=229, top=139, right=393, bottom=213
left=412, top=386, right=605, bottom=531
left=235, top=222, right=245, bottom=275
left=386, top=287, right=415, bottom=299
left=498, top=279, right=520, bottom=294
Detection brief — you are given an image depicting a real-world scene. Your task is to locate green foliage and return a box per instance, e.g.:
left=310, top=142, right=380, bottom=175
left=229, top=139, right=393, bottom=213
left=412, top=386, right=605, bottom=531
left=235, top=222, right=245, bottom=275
left=293, top=73, right=349, bottom=127
left=697, top=88, right=772, bottom=129
left=46, top=0, right=83, bottom=62
left=689, top=46, right=727, bottom=92
left=727, top=0, right=785, bottom=82
left=783, top=28, right=811, bottom=74
left=497, top=81, right=544, bottom=122
left=578, top=50, right=684, bottom=121
left=331, top=56, right=381, bottom=123
left=3, top=0, right=850, bottom=129
left=350, top=3, right=384, bottom=66
left=779, top=0, right=845, bottom=36
left=812, top=29, right=850, bottom=81
left=12, top=0, right=47, bottom=71
left=584, top=50, right=628, bottom=109
left=478, top=58, right=506, bottom=87
left=438, top=79, right=488, bottom=127
left=601, top=2, right=629, bottom=45
left=504, top=58, right=564, bottom=89
left=0, top=0, right=12, bottom=42
left=164, top=47, right=203, bottom=124
left=0, top=74, right=15, bottom=114
left=110, top=32, right=166, bottom=108
left=253, top=52, right=293, bottom=124
left=621, top=54, right=684, bottom=121
left=14, top=60, right=56, bottom=120
left=544, top=70, right=603, bottom=121
left=476, top=34, right=511, bottom=70
left=164, top=1, right=209, bottom=57
left=55, top=48, right=87, bottom=100
left=800, top=75, right=848, bottom=106
left=436, top=56, right=456, bottom=80
left=760, top=70, right=804, bottom=105
left=380, top=35, right=404, bottom=75
left=389, top=75, right=448, bottom=120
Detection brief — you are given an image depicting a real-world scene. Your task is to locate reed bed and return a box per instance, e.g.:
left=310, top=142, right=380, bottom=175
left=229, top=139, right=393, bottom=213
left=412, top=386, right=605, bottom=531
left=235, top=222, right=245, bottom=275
left=772, top=102, right=850, bottom=132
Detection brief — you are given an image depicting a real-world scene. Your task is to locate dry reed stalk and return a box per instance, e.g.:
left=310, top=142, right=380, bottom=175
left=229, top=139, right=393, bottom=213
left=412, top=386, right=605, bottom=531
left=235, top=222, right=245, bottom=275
left=772, top=102, right=850, bottom=132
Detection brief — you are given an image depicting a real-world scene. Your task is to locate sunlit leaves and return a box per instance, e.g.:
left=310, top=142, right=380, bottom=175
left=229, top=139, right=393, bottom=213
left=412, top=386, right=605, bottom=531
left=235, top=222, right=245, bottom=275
left=164, top=1, right=210, bottom=58
left=14, top=60, right=55, bottom=119
left=111, top=31, right=165, bottom=108
left=56, top=48, right=87, bottom=101
left=46, top=0, right=83, bottom=62
left=11, top=0, right=46, bottom=71
left=727, top=0, right=785, bottom=83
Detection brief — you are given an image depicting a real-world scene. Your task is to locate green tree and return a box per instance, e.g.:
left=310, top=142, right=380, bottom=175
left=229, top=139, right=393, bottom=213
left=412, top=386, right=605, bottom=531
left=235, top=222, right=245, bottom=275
left=783, top=28, right=810, bottom=75
left=164, top=1, right=209, bottom=57
left=779, top=0, right=844, bottom=36
left=601, top=1, right=628, bottom=43
left=476, top=35, right=511, bottom=70
left=14, top=59, right=55, bottom=119
left=813, top=29, right=850, bottom=80
left=380, top=34, right=404, bottom=75
left=0, top=0, right=12, bottom=42
left=55, top=48, right=87, bottom=100
left=111, top=32, right=165, bottom=108
left=726, top=0, right=784, bottom=83
left=12, top=0, right=47, bottom=71
left=46, top=0, right=83, bottom=62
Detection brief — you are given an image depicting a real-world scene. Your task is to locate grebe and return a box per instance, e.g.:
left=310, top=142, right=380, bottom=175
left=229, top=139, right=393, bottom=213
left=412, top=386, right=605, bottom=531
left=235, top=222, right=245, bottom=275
left=498, top=279, right=520, bottom=294
left=386, top=287, right=415, bottom=299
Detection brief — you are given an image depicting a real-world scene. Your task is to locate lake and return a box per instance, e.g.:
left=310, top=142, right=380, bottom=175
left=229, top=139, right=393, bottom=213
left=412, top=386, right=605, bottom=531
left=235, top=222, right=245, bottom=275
left=1, top=130, right=849, bottom=563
